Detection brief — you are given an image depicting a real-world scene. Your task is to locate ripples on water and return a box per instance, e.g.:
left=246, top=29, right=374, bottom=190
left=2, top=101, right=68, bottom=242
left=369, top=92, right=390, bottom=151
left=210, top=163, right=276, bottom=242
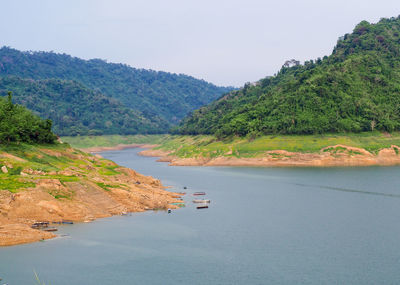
left=1, top=148, right=400, bottom=284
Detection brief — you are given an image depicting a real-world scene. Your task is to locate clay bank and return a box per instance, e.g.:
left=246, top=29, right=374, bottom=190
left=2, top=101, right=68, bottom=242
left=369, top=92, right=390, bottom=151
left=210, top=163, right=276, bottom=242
left=139, top=144, right=400, bottom=167
left=0, top=144, right=182, bottom=246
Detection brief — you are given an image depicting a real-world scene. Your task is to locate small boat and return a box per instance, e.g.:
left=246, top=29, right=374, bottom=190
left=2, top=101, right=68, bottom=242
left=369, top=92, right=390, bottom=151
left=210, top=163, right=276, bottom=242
left=193, top=192, right=206, bottom=196
left=168, top=209, right=171, bottom=213
left=183, top=186, right=187, bottom=189
left=192, top=199, right=211, bottom=203
left=43, top=227, right=58, bottom=232
left=31, top=222, right=49, bottom=229
left=62, top=220, right=74, bottom=224
left=197, top=205, right=209, bottom=209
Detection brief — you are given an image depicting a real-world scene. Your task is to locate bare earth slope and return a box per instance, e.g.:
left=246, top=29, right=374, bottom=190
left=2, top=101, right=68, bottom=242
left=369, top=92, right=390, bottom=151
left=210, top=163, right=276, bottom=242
left=0, top=144, right=182, bottom=246
left=139, top=144, right=400, bottom=167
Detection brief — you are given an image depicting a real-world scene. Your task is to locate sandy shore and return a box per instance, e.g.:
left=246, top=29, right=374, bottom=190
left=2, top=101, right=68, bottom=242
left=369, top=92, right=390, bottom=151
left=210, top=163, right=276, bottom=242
left=139, top=144, right=400, bottom=167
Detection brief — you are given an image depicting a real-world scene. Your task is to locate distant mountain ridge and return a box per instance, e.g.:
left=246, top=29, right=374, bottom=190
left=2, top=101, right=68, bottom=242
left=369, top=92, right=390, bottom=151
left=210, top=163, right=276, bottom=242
left=0, top=76, right=167, bottom=136
left=0, top=47, right=232, bottom=135
left=177, top=16, right=400, bottom=137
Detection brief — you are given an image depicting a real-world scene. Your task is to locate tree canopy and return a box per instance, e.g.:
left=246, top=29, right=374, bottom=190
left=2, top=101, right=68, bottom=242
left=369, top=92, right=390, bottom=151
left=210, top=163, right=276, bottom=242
left=0, top=47, right=232, bottom=135
left=0, top=92, right=57, bottom=144
left=177, top=16, right=400, bottom=137
left=0, top=77, right=170, bottom=136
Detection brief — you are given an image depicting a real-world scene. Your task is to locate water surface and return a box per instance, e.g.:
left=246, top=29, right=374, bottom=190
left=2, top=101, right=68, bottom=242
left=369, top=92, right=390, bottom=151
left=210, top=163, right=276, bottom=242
left=1, top=148, right=400, bottom=284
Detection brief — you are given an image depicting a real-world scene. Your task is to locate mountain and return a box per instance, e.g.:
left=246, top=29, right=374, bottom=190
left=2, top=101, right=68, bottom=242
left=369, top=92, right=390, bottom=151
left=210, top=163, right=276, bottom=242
left=177, top=16, right=400, bottom=137
left=0, top=47, right=232, bottom=135
left=0, top=76, right=167, bottom=136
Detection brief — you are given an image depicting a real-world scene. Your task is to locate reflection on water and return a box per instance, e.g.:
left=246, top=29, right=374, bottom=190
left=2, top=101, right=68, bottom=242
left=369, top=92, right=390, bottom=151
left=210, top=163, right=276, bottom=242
left=293, top=182, right=400, bottom=198
left=1, top=148, right=400, bottom=284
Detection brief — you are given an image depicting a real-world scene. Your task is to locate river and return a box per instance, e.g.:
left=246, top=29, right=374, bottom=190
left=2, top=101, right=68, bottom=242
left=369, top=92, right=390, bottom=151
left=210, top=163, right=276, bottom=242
left=1, top=148, right=400, bottom=284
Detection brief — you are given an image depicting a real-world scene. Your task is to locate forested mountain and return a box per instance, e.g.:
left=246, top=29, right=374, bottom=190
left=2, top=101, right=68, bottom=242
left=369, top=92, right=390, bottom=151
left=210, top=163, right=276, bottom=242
left=0, top=47, right=232, bottom=132
left=0, top=76, right=167, bottom=136
left=0, top=91, right=56, bottom=144
left=178, top=16, right=400, bottom=137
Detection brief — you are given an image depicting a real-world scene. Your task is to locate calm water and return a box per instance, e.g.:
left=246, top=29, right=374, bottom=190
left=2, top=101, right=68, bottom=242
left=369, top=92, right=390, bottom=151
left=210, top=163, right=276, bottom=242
left=1, top=148, right=400, bottom=284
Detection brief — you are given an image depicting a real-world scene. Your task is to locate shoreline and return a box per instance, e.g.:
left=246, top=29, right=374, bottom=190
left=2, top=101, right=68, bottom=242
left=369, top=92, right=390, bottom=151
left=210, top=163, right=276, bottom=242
left=138, top=144, right=400, bottom=167
left=80, top=143, right=159, bottom=153
left=0, top=145, right=182, bottom=247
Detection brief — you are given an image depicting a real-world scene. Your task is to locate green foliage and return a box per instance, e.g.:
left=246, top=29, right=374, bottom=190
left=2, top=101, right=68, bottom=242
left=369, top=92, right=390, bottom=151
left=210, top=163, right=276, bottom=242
left=95, top=182, right=120, bottom=191
left=178, top=16, right=400, bottom=137
left=0, top=77, right=167, bottom=136
left=154, top=132, right=400, bottom=158
left=0, top=47, right=233, bottom=135
left=0, top=174, right=35, bottom=192
left=0, top=91, right=57, bottom=144
left=61, top=134, right=169, bottom=149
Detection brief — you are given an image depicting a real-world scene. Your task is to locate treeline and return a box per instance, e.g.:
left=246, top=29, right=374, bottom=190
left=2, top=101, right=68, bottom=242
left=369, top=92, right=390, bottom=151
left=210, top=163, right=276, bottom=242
left=0, top=92, right=56, bottom=144
left=177, top=16, right=400, bottom=137
left=0, top=77, right=168, bottom=136
left=0, top=47, right=232, bottom=135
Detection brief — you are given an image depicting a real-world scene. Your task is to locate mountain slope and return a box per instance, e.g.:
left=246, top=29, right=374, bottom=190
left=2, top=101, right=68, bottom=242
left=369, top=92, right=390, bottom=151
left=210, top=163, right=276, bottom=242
left=0, top=76, right=168, bottom=136
left=0, top=47, right=232, bottom=128
left=178, top=16, right=400, bottom=137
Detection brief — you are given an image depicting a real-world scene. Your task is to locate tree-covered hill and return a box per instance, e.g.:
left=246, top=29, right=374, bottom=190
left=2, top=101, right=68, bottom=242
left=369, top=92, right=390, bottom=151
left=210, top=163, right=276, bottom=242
left=0, top=47, right=232, bottom=128
left=0, top=91, right=56, bottom=144
left=0, top=76, right=167, bottom=136
left=177, top=16, right=400, bottom=137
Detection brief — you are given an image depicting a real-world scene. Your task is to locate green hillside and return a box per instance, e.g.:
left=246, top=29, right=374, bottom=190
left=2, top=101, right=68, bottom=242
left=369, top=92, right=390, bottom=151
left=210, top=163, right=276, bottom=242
left=0, top=91, right=56, bottom=144
left=0, top=47, right=232, bottom=134
left=178, top=16, right=400, bottom=137
left=0, top=76, right=167, bottom=136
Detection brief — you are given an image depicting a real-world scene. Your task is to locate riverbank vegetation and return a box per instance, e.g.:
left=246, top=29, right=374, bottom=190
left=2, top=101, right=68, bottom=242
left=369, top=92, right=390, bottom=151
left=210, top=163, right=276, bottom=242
left=62, top=132, right=400, bottom=158
left=61, top=134, right=170, bottom=149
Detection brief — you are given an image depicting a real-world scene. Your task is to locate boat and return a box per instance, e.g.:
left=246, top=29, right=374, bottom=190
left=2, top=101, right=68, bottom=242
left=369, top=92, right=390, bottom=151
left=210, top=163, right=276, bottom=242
left=31, top=221, right=49, bottom=229
left=192, top=199, right=211, bottom=203
left=193, top=192, right=206, bottom=196
left=43, top=227, right=58, bottom=232
left=197, top=205, right=209, bottom=209
left=62, top=220, right=74, bottom=224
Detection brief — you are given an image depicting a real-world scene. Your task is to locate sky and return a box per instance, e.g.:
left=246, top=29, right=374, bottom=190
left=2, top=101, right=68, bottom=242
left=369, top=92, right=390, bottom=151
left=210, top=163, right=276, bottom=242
left=1, top=0, right=400, bottom=87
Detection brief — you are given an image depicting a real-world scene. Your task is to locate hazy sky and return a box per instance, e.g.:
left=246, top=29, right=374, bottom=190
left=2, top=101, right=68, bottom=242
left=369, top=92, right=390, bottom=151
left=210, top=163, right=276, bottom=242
left=1, top=0, right=399, bottom=87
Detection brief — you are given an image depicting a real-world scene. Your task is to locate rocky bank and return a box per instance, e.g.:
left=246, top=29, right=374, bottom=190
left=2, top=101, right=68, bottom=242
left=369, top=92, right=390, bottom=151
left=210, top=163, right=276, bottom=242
left=0, top=145, right=182, bottom=246
left=139, top=144, right=400, bottom=167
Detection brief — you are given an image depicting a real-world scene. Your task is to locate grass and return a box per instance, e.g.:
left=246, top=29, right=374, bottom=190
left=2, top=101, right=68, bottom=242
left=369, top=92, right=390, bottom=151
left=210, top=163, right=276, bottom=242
left=61, top=134, right=170, bottom=149
left=0, top=174, right=35, bottom=192
left=95, top=182, right=121, bottom=192
left=61, top=132, right=400, bottom=159
left=152, top=132, right=400, bottom=158
left=0, top=142, right=130, bottom=194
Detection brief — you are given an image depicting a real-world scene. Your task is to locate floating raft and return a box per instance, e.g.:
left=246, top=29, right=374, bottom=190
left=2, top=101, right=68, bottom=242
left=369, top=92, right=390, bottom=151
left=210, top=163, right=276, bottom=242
left=193, top=199, right=211, bottom=203
left=197, top=205, right=209, bottom=209
left=43, top=227, right=58, bottom=232
left=171, top=202, right=185, bottom=207
left=31, top=221, right=49, bottom=229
